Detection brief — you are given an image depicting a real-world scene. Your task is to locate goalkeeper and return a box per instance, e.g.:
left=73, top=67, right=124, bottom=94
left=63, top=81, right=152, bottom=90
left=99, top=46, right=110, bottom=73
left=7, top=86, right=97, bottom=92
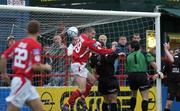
left=126, top=41, right=163, bottom=111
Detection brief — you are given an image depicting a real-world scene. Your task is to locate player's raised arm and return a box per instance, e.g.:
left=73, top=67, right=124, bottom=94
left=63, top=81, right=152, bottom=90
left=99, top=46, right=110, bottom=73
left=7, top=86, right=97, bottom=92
left=88, top=41, right=116, bottom=54
left=164, top=43, right=174, bottom=63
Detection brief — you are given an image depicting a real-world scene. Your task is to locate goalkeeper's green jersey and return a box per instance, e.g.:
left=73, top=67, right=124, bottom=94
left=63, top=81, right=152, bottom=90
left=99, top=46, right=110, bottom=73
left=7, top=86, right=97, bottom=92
left=126, top=50, right=155, bottom=73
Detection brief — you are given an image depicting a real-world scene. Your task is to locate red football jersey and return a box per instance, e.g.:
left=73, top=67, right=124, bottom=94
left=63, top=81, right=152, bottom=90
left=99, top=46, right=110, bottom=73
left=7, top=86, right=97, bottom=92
left=2, top=36, right=42, bottom=80
left=73, top=34, right=113, bottom=63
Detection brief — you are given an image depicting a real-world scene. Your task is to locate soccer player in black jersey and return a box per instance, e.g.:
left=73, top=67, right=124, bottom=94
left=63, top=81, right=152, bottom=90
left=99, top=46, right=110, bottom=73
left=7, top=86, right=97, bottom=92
left=90, top=42, right=120, bottom=111
left=164, top=43, right=180, bottom=111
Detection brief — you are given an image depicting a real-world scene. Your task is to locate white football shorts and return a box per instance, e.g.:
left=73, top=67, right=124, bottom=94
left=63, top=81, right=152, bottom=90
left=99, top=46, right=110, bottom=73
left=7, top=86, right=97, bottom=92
left=6, top=77, right=39, bottom=108
left=71, top=62, right=89, bottom=78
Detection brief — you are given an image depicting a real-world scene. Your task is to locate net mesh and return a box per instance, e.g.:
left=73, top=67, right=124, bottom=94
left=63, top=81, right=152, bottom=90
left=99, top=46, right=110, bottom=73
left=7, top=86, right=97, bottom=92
left=0, top=6, right=157, bottom=111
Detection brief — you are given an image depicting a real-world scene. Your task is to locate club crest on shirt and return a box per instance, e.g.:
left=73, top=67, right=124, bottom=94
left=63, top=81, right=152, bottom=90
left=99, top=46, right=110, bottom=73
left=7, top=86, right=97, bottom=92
left=35, top=55, right=41, bottom=62
left=33, top=48, right=40, bottom=55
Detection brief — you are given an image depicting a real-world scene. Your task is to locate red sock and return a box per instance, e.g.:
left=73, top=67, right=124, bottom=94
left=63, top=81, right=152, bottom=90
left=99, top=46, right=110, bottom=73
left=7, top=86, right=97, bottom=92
left=82, top=83, right=93, bottom=97
left=68, top=89, right=81, bottom=105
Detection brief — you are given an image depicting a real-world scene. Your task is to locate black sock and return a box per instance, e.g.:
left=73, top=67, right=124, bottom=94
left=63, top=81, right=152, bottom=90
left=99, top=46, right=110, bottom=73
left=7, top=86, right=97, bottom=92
left=110, top=103, right=118, bottom=111
left=141, top=100, right=148, bottom=111
left=102, top=102, right=108, bottom=111
left=117, top=99, right=121, bottom=111
left=164, top=108, right=170, bottom=111
left=130, top=97, right=136, bottom=111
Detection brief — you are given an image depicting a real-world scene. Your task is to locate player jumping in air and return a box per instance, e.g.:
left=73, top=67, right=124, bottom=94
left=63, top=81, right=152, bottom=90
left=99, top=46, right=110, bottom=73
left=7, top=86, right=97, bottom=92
left=61, top=27, right=116, bottom=111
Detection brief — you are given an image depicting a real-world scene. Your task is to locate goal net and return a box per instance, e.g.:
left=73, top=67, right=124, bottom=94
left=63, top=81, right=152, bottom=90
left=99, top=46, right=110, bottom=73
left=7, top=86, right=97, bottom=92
left=0, top=5, right=161, bottom=111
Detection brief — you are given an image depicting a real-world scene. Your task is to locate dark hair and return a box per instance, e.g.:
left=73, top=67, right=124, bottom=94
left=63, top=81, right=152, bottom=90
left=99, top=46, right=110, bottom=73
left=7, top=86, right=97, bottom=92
left=133, top=33, right=140, bottom=36
left=119, top=35, right=127, bottom=38
left=84, top=27, right=95, bottom=33
left=27, top=20, right=40, bottom=34
left=130, top=41, right=140, bottom=51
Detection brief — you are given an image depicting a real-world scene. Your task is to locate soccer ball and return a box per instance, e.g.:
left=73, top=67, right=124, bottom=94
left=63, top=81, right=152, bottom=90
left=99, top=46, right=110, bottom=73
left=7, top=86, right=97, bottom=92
left=67, top=27, right=78, bottom=38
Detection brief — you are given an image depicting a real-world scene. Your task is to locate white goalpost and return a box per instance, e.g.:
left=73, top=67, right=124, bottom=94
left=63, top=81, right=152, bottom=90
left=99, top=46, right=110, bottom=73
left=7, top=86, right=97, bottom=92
left=0, top=5, right=161, bottom=111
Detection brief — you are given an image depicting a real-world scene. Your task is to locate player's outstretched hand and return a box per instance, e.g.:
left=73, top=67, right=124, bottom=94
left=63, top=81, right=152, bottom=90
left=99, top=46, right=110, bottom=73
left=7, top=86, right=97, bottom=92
left=1, top=73, right=10, bottom=85
left=44, top=63, right=52, bottom=71
left=152, top=74, right=159, bottom=80
left=152, top=71, right=164, bottom=80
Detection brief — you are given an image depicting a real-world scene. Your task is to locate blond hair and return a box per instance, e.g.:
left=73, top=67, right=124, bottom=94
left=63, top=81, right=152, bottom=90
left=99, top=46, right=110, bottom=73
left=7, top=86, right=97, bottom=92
left=98, top=34, right=107, bottom=41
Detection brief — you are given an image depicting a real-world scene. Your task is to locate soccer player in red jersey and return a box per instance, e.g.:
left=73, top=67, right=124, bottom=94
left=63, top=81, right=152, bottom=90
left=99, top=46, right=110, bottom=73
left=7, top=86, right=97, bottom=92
left=0, top=20, right=51, bottom=111
left=62, top=27, right=116, bottom=111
